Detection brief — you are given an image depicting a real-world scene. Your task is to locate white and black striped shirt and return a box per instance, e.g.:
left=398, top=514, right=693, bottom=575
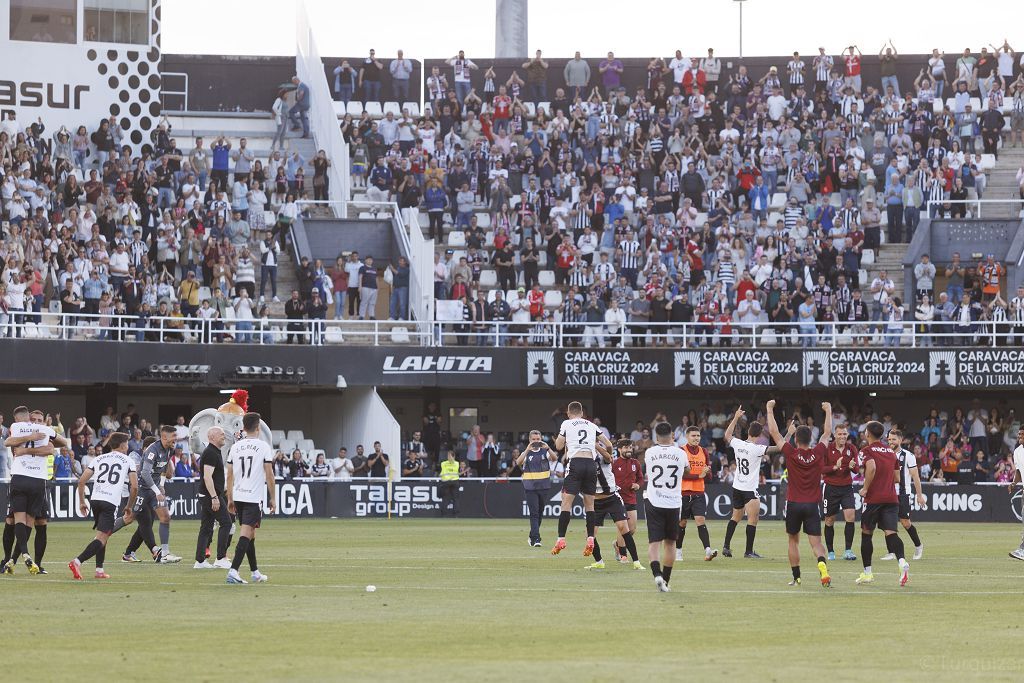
left=594, top=261, right=616, bottom=283
left=1011, top=297, right=1024, bottom=323
left=716, top=260, right=737, bottom=286
left=784, top=206, right=802, bottom=231
left=814, top=55, right=834, bottom=82
left=837, top=207, right=859, bottom=231
left=569, top=267, right=592, bottom=289
left=927, top=179, right=945, bottom=204
left=573, top=203, right=591, bottom=230
left=788, top=60, right=805, bottom=85
left=663, top=169, right=680, bottom=192
left=619, top=240, right=641, bottom=269
left=707, top=187, right=726, bottom=208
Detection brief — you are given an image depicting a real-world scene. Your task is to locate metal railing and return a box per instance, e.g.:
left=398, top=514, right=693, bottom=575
left=3, top=314, right=1020, bottom=348
left=159, top=71, right=189, bottom=112
left=925, top=198, right=1024, bottom=220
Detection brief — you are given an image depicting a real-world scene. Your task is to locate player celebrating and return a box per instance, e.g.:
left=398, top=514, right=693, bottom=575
left=551, top=401, right=613, bottom=557
left=225, top=412, right=276, bottom=585
left=722, top=406, right=788, bottom=558
left=766, top=399, right=832, bottom=588
left=855, top=421, right=911, bottom=586
left=68, top=433, right=138, bottom=580
left=584, top=439, right=643, bottom=571
left=822, top=424, right=860, bottom=561
left=675, top=426, right=717, bottom=562
left=2, top=405, right=64, bottom=575
left=644, top=422, right=690, bottom=592
left=879, top=429, right=925, bottom=561
left=612, top=438, right=643, bottom=563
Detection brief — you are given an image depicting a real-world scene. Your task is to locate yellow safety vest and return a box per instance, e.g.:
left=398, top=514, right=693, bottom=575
left=440, top=460, right=460, bottom=481
left=46, top=452, right=55, bottom=481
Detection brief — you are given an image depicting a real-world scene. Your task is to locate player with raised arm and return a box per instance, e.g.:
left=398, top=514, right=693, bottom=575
left=225, top=412, right=276, bottom=585
left=855, top=421, right=910, bottom=586
left=120, top=426, right=181, bottom=563
left=2, top=405, right=66, bottom=575
left=68, top=433, right=138, bottom=580
left=644, top=422, right=690, bottom=592
left=880, top=429, right=926, bottom=561
left=551, top=401, right=613, bottom=557
left=766, top=399, right=832, bottom=588
left=822, top=424, right=860, bottom=561
left=584, top=439, right=643, bottom=571
left=722, top=406, right=788, bottom=559
left=675, top=426, right=717, bottom=562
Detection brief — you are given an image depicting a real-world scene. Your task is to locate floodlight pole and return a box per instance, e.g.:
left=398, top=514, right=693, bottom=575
left=734, top=0, right=748, bottom=60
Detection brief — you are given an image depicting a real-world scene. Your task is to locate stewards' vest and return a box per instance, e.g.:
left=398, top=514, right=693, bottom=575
left=440, top=460, right=460, bottom=481
left=47, top=452, right=55, bottom=480
left=681, top=445, right=708, bottom=494
left=521, top=445, right=552, bottom=491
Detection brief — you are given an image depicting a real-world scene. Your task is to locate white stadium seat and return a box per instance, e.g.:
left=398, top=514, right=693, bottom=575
left=479, top=270, right=498, bottom=288
left=286, top=430, right=304, bottom=443
left=402, top=102, right=420, bottom=117
left=271, top=430, right=285, bottom=447
left=364, top=102, right=383, bottom=116
left=537, top=270, right=555, bottom=287
left=861, top=249, right=875, bottom=266
left=447, top=231, right=466, bottom=248
left=346, top=101, right=364, bottom=116
left=382, top=101, right=401, bottom=115
left=279, top=439, right=296, bottom=454
left=391, top=327, right=411, bottom=344
left=476, top=213, right=491, bottom=228
left=543, top=290, right=563, bottom=308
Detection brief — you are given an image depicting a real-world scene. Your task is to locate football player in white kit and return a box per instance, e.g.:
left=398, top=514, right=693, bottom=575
left=551, top=401, right=614, bottom=557
left=69, top=433, right=138, bottom=580
left=3, top=405, right=66, bottom=575
left=1008, top=426, right=1024, bottom=560
left=225, top=412, right=276, bottom=585
left=721, top=406, right=792, bottom=558
left=880, top=429, right=925, bottom=561
left=644, top=422, right=691, bottom=592
left=583, top=438, right=644, bottom=571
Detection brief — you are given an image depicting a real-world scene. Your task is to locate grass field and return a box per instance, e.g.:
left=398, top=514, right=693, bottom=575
left=2, top=519, right=1024, bottom=682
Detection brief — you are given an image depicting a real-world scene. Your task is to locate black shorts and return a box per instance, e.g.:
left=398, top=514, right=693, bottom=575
left=593, top=494, right=627, bottom=527
left=898, top=494, right=912, bottom=520
left=91, top=500, right=118, bottom=534
left=822, top=484, right=856, bottom=518
left=8, top=475, right=46, bottom=517
left=624, top=502, right=637, bottom=512
left=862, top=503, right=899, bottom=532
left=731, top=488, right=759, bottom=510
left=680, top=493, right=707, bottom=520
left=644, top=499, right=680, bottom=543
left=562, top=457, right=597, bottom=497
left=134, top=489, right=156, bottom=513
left=235, top=501, right=263, bottom=528
left=785, top=501, right=822, bottom=536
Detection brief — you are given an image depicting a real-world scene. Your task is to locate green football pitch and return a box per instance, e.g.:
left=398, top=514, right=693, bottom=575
left=3, top=519, right=1023, bottom=682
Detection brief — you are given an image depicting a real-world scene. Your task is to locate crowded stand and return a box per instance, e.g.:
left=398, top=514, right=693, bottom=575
left=338, top=46, right=1024, bottom=347
left=3, top=45, right=1024, bottom=345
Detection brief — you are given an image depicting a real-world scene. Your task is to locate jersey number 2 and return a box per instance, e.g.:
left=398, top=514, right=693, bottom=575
left=577, top=429, right=589, bottom=445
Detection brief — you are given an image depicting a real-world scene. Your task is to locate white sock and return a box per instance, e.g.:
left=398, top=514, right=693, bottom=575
left=161, top=543, right=169, bottom=555
left=96, top=566, right=103, bottom=572
left=864, top=566, right=872, bottom=574
left=72, top=558, right=81, bottom=566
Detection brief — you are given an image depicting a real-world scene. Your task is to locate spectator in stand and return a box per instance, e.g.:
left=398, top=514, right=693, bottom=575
left=287, top=449, right=309, bottom=479
left=389, top=50, right=413, bottom=102
left=358, top=255, right=378, bottom=320
left=288, top=76, right=311, bottom=138
left=563, top=51, right=591, bottom=100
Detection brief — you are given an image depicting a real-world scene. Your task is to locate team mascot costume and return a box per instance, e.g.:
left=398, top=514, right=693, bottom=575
left=188, top=390, right=273, bottom=457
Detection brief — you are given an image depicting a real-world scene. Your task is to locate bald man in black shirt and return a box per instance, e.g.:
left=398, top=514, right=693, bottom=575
left=194, top=427, right=233, bottom=569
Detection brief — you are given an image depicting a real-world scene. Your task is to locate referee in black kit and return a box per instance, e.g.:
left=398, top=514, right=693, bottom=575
left=194, top=427, right=233, bottom=569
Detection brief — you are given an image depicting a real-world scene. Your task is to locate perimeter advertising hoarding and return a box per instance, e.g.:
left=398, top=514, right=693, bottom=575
left=6, top=481, right=1018, bottom=523
left=2, top=341, right=1023, bottom=390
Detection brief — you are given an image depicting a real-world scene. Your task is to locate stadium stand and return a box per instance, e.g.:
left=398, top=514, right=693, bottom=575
left=3, top=47, right=1024, bottom=347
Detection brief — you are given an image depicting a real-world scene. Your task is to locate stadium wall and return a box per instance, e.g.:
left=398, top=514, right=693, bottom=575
left=7, top=480, right=1019, bottom=523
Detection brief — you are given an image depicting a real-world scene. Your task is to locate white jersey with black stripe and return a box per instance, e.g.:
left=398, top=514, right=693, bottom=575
left=595, top=454, right=618, bottom=495
left=559, top=418, right=600, bottom=457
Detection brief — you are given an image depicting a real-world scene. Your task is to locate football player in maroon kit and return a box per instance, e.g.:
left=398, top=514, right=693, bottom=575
left=855, top=421, right=911, bottom=586
left=822, top=424, right=860, bottom=561
left=612, top=439, right=644, bottom=563
left=766, top=399, right=832, bottom=587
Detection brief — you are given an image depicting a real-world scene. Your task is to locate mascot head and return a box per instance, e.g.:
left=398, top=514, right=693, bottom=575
left=219, top=389, right=249, bottom=416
